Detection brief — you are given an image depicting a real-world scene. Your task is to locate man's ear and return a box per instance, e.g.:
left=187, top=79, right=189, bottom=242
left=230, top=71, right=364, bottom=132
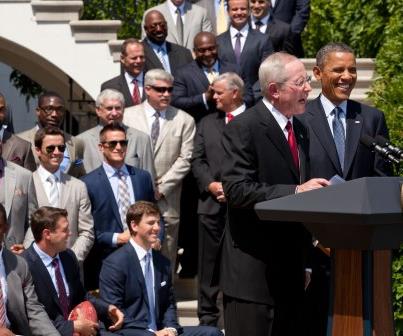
left=268, top=82, right=280, bottom=99
left=312, top=65, right=322, bottom=81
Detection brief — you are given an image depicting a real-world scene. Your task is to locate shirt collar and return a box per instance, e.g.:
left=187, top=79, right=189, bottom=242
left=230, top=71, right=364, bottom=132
left=147, top=39, right=167, bottom=53
left=320, top=94, right=347, bottom=118
left=125, top=71, right=143, bottom=85
left=144, top=100, right=167, bottom=118
left=102, top=161, right=128, bottom=178
left=262, top=97, right=292, bottom=130
left=252, top=13, right=270, bottom=26
left=230, top=24, right=249, bottom=39
left=129, top=238, right=151, bottom=262
left=229, top=104, right=246, bottom=117
left=203, top=60, right=219, bottom=73
left=168, top=0, right=185, bottom=15
left=37, top=165, right=62, bottom=183
left=33, top=242, right=58, bottom=268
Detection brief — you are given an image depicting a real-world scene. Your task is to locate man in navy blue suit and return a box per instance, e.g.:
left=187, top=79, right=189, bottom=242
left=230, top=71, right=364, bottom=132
left=99, top=201, right=223, bottom=336
left=81, top=123, right=156, bottom=289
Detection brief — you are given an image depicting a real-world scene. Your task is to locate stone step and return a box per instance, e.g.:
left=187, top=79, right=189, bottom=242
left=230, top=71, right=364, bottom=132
left=70, top=20, right=121, bottom=42
left=31, top=0, right=83, bottom=22
left=177, top=300, right=199, bottom=327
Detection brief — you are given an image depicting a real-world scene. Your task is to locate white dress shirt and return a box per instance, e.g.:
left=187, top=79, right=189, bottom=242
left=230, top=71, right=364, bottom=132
left=167, top=0, right=186, bottom=25
left=229, top=24, right=250, bottom=52
left=225, top=104, right=246, bottom=124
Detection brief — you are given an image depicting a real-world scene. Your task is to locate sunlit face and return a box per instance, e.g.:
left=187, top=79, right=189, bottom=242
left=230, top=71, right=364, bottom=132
left=131, top=213, right=160, bottom=250
left=144, top=11, right=168, bottom=44
left=194, top=35, right=218, bottom=68
left=121, top=43, right=146, bottom=77
left=99, top=130, right=127, bottom=168
left=213, top=80, right=239, bottom=112
left=36, top=96, right=65, bottom=127
left=36, top=134, right=65, bottom=173
left=313, top=52, right=357, bottom=105
left=170, top=0, right=185, bottom=6
left=96, top=98, right=124, bottom=125
left=145, top=79, right=173, bottom=111
left=48, top=216, right=71, bottom=253
left=250, top=0, right=270, bottom=19
left=228, top=0, right=250, bottom=30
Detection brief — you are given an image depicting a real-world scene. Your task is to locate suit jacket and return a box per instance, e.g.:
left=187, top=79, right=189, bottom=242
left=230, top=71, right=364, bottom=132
left=171, top=60, right=252, bottom=122
left=220, top=100, right=311, bottom=305
left=142, top=0, right=212, bottom=50
left=76, top=124, right=155, bottom=178
left=191, top=111, right=227, bottom=215
left=23, top=170, right=94, bottom=262
left=123, top=103, right=196, bottom=218
left=217, top=28, right=274, bottom=86
left=143, top=39, right=193, bottom=76
left=300, top=96, right=392, bottom=180
left=271, top=0, right=310, bottom=34
left=3, top=160, right=37, bottom=246
left=3, top=248, right=60, bottom=336
left=23, top=246, right=109, bottom=336
left=1, top=130, right=36, bottom=171
left=192, top=0, right=220, bottom=34
left=17, top=126, right=85, bottom=178
left=99, top=243, right=182, bottom=332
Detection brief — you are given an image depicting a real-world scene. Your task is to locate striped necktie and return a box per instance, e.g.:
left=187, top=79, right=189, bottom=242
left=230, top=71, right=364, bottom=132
left=332, top=106, right=345, bottom=171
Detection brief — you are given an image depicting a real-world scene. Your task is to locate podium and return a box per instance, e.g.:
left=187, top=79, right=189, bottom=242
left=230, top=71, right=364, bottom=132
left=255, top=177, right=403, bottom=336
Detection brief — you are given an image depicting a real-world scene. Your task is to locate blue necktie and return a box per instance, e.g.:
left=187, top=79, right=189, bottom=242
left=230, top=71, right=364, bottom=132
left=332, top=106, right=345, bottom=171
left=145, top=252, right=157, bottom=331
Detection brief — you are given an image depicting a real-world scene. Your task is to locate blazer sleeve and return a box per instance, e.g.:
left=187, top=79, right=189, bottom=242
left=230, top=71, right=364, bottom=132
left=23, top=145, right=37, bottom=172
left=172, top=71, right=206, bottom=112
left=291, top=0, right=310, bottom=33
left=26, top=174, right=38, bottom=239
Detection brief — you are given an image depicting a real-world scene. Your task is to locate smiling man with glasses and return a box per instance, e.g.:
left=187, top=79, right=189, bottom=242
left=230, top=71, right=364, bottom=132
left=22, top=125, right=95, bottom=265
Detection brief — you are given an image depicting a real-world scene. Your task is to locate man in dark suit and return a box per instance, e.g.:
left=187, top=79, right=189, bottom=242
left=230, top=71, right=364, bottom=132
left=81, top=123, right=156, bottom=289
left=191, top=72, right=246, bottom=327
left=216, top=0, right=273, bottom=87
left=99, top=201, right=222, bottom=336
left=300, top=42, right=392, bottom=336
left=271, top=0, right=310, bottom=56
left=0, top=204, right=60, bottom=336
left=143, top=10, right=193, bottom=76
left=23, top=206, right=124, bottom=336
left=220, top=52, right=329, bottom=336
left=250, top=0, right=303, bottom=57
left=101, top=39, right=146, bottom=108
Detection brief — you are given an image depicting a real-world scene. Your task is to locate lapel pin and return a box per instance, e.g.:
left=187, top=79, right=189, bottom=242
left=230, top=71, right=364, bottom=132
left=355, top=121, right=361, bottom=124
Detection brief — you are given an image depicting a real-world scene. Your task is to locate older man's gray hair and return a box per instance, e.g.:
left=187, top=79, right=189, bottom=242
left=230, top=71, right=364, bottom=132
left=212, top=72, right=245, bottom=97
left=316, top=42, right=355, bottom=69
left=96, top=89, right=125, bottom=108
left=144, top=69, right=174, bottom=87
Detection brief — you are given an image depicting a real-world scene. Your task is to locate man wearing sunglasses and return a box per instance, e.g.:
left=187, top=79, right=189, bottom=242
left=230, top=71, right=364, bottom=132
left=17, top=91, right=84, bottom=178
left=81, top=122, right=156, bottom=290
left=22, top=126, right=94, bottom=266
left=123, top=68, right=196, bottom=271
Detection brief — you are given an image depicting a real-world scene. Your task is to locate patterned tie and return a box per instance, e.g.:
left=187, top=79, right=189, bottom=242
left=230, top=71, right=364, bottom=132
left=216, top=0, right=227, bottom=34
left=255, top=20, right=263, bottom=32
left=47, top=174, right=59, bottom=207
left=117, top=170, right=130, bottom=229
left=286, top=121, right=299, bottom=170
left=151, top=111, right=160, bottom=148
left=144, top=252, right=157, bottom=331
left=226, top=112, right=234, bottom=123
left=206, top=69, right=218, bottom=84
left=0, top=280, right=6, bottom=327
left=176, top=8, right=184, bottom=45
left=132, top=79, right=141, bottom=105
left=157, top=46, right=170, bottom=72
left=52, top=258, right=69, bottom=319
left=332, top=106, right=345, bottom=171
left=234, top=32, right=242, bottom=65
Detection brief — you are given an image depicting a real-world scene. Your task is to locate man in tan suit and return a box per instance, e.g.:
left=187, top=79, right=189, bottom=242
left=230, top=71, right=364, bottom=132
left=123, top=68, right=195, bottom=268
left=17, top=91, right=84, bottom=178
left=23, top=126, right=94, bottom=263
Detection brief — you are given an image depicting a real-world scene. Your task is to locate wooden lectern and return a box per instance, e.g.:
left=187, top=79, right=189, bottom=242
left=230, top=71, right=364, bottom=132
left=255, top=177, right=403, bottom=336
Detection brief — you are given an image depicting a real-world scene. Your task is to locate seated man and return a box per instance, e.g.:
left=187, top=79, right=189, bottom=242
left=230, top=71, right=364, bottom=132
left=99, top=201, right=222, bottom=336
left=23, top=206, right=124, bottom=336
left=0, top=203, right=59, bottom=336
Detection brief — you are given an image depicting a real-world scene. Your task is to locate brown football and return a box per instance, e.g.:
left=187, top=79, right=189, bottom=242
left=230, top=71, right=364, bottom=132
left=68, top=300, right=98, bottom=336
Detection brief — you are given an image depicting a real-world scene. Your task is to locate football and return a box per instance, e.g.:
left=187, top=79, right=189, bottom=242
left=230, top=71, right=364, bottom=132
left=68, top=300, right=98, bottom=335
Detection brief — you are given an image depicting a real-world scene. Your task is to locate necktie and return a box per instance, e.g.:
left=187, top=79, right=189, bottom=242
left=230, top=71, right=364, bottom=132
left=176, top=8, right=184, bottom=45
left=216, top=0, right=227, bottom=34
left=48, top=174, right=59, bottom=207
left=144, top=252, right=157, bottom=331
left=234, top=32, right=242, bottom=65
left=255, top=20, right=263, bottom=32
left=157, top=46, right=170, bottom=72
left=52, top=258, right=69, bottom=319
left=117, top=170, right=130, bottom=229
left=226, top=112, right=234, bottom=123
left=332, top=106, right=345, bottom=171
left=151, top=111, right=160, bottom=148
left=0, top=281, right=6, bottom=327
left=285, top=121, right=299, bottom=170
left=206, top=69, right=218, bottom=84
left=132, top=79, right=141, bottom=105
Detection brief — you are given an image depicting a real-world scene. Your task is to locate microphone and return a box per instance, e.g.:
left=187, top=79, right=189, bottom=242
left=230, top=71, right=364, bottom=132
left=360, top=135, right=400, bottom=164
left=375, top=135, right=403, bottom=161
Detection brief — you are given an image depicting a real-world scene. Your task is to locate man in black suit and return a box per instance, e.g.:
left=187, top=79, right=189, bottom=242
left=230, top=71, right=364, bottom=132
left=300, top=42, right=392, bottom=336
left=23, top=206, right=124, bottom=336
left=220, top=52, right=329, bottom=336
left=250, top=0, right=303, bottom=57
left=216, top=0, right=273, bottom=87
left=143, top=10, right=193, bottom=76
left=101, top=39, right=146, bottom=108
left=192, top=72, right=246, bottom=327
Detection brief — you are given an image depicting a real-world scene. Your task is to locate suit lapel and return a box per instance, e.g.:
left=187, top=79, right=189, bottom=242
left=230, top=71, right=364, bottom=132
left=222, top=31, right=237, bottom=64
left=128, top=245, right=150, bottom=308
left=294, top=119, right=308, bottom=182
left=240, top=30, right=254, bottom=66
left=1, top=132, right=13, bottom=159
left=191, top=62, right=210, bottom=90
left=120, top=75, right=134, bottom=106
left=154, top=106, right=175, bottom=153
left=4, top=163, right=16, bottom=216
left=344, top=100, right=363, bottom=177
left=133, top=104, right=151, bottom=135
left=59, top=173, right=69, bottom=208
left=32, top=171, right=50, bottom=206
left=163, top=3, right=179, bottom=43
left=153, top=251, right=162, bottom=322
left=127, top=165, right=140, bottom=201
left=183, top=2, right=193, bottom=47
left=145, top=41, right=163, bottom=70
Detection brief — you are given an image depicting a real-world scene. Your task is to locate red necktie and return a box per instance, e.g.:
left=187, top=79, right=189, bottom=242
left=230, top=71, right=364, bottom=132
left=132, top=79, right=141, bottom=105
left=286, top=121, right=299, bottom=170
left=226, top=112, right=234, bottom=123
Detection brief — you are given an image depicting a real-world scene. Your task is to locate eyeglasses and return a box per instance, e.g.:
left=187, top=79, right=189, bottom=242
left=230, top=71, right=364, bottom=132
left=101, top=105, right=123, bottom=112
left=149, top=85, right=173, bottom=93
left=39, top=106, right=65, bottom=115
left=280, top=75, right=312, bottom=88
left=101, top=140, right=129, bottom=149
left=45, top=145, right=66, bottom=154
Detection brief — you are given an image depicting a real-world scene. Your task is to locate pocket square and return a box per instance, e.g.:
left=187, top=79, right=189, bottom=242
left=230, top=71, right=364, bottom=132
left=160, top=281, right=167, bottom=287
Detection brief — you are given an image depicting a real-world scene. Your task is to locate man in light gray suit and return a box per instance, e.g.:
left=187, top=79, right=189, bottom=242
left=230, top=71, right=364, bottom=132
left=23, top=126, right=94, bottom=263
left=123, top=69, right=195, bottom=268
left=76, top=89, right=155, bottom=178
left=0, top=203, right=60, bottom=336
left=0, top=142, right=37, bottom=254
left=142, top=0, right=212, bottom=50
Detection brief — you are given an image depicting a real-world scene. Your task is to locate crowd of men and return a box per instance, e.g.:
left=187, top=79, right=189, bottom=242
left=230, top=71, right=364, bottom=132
left=0, top=0, right=392, bottom=335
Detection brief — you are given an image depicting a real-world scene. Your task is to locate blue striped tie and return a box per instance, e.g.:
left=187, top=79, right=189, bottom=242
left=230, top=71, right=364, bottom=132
left=332, top=106, right=345, bottom=171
